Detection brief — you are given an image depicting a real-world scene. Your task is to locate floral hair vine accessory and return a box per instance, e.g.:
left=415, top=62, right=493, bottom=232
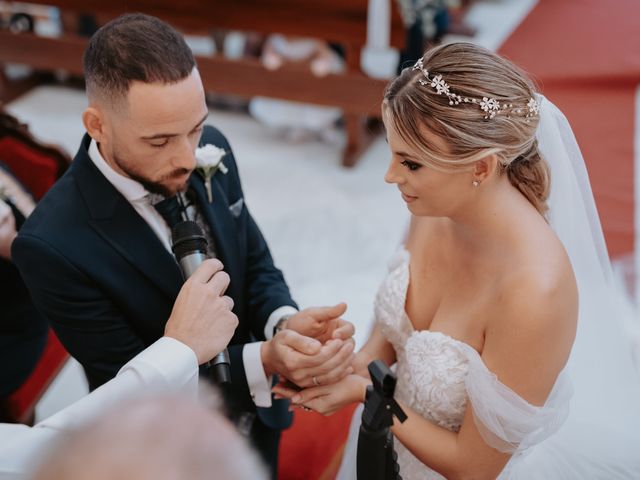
left=412, top=58, right=540, bottom=120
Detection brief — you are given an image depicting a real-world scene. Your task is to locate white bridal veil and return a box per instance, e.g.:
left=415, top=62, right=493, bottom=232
left=502, top=95, right=640, bottom=478
left=443, top=95, right=640, bottom=478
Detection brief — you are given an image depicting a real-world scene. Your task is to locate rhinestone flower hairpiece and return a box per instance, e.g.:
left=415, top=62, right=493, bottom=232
left=412, top=58, right=540, bottom=120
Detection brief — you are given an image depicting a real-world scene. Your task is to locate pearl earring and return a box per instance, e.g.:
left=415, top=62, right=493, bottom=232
left=472, top=180, right=479, bottom=187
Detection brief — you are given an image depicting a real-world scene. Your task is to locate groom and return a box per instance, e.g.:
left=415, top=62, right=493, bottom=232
left=12, top=13, right=354, bottom=476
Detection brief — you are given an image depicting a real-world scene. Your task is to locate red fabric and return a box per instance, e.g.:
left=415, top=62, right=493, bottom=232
left=499, top=0, right=640, bottom=256
left=279, top=404, right=358, bottom=479
left=6, top=330, right=69, bottom=423
left=0, top=137, right=59, bottom=200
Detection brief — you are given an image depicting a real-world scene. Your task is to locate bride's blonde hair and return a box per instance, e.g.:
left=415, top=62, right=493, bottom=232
left=384, top=42, right=550, bottom=216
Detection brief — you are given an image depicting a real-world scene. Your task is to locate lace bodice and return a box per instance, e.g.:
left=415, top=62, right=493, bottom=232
left=372, top=249, right=572, bottom=479
left=374, top=249, right=472, bottom=479
left=377, top=250, right=474, bottom=428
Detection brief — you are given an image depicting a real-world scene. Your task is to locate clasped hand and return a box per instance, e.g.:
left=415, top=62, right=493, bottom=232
left=272, top=343, right=371, bottom=416
left=261, top=303, right=356, bottom=389
left=265, top=303, right=371, bottom=415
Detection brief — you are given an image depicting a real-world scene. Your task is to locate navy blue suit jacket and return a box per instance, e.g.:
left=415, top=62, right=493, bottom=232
left=12, top=126, right=295, bottom=429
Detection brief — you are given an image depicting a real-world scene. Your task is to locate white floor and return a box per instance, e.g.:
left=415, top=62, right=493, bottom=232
left=5, top=0, right=590, bottom=422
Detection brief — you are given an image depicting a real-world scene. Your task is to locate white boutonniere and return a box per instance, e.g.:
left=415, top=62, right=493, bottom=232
left=195, top=144, right=228, bottom=202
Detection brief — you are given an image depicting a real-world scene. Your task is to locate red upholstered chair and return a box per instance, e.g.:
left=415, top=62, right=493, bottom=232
left=0, top=112, right=70, bottom=201
left=0, top=137, right=60, bottom=201
left=0, top=110, right=71, bottom=424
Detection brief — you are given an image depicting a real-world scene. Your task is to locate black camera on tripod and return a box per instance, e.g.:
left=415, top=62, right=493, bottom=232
left=357, top=360, right=407, bottom=480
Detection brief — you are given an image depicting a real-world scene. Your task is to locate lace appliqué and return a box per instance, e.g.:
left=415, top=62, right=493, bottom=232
left=405, top=331, right=469, bottom=431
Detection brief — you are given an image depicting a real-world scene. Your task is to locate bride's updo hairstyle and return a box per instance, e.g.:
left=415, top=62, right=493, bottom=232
left=384, top=42, right=550, bottom=216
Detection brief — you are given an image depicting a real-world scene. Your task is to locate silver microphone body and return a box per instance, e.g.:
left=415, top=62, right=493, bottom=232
left=178, top=251, right=208, bottom=278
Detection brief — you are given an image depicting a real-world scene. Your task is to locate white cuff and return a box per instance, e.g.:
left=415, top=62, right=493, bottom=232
left=242, top=342, right=273, bottom=408
left=37, top=337, right=199, bottom=433
left=120, top=337, right=199, bottom=394
left=265, top=305, right=298, bottom=340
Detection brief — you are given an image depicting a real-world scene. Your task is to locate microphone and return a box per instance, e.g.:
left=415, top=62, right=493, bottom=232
left=171, top=220, right=232, bottom=385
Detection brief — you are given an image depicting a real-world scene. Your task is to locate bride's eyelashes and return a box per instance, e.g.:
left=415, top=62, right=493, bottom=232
left=401, top=159, right=422, bottom=171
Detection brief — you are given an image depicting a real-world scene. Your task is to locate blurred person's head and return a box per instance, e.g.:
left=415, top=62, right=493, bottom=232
left=82, top=13, right=207, bottom=197
left=31, top=394, right=267, bottom=480
left=382, top=42, right=549, bottom=219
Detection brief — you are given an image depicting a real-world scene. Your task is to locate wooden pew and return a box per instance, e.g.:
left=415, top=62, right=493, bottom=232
left=0, top=0, right=405, bottom=167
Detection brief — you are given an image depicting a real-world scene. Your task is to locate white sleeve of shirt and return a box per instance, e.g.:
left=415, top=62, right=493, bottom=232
left=0, top=337, right=198, bottom=479
left=243, top=306, right=298, bottom=408
left=264, top=305, right=298, bottom=341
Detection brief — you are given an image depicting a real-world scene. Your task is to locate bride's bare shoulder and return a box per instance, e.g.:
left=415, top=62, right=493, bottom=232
left=500, top=225, right=578, bottom=326
left=483, top=230, right=578, bottom=402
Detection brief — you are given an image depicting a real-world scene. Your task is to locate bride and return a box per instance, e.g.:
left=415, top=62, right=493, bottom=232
left=274, top=42, right=640, bottom=479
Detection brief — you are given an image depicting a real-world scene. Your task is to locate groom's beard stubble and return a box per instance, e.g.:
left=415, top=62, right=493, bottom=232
left=112, top=148, right=191, bottom=197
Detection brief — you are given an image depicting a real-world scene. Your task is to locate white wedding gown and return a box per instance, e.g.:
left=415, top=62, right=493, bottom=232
left=374, top=249, right=472, bottom=479
left=337, top=248, right=573, bottom=480
left=337, top=247, right=640, bottom=479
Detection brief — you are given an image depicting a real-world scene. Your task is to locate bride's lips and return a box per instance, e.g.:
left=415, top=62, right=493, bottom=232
left=401, top=192, right=418, bottom=203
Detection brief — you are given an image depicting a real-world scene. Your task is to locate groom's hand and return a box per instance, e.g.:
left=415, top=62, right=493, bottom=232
left=286, top=303, right=354, bottom=344
left=261, top=330, right=355, bottom=388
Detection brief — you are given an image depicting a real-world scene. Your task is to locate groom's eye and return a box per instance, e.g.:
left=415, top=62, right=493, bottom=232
left=150, top=139, right=170, bottom=148
left=400, top=159, right=421, bottom=171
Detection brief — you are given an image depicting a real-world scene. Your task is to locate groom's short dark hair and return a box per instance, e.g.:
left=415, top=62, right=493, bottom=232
left=83, top=13, right=196, bottom=106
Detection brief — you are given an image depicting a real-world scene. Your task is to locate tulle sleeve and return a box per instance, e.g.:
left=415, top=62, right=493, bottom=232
left=462, top=347, right=573, bottom=453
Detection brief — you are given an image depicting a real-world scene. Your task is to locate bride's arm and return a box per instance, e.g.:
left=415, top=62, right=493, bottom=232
left=390, top=273, right=578, bottom=480
left=351, top=324, right=396, bottom=377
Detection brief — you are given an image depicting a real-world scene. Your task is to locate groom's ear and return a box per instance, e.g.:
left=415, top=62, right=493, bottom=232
left=472, top=154, right=499, bottom=183
left=82, top=106, right=107, bottom=143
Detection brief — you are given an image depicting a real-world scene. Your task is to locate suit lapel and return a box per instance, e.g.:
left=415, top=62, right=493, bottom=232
left=188, top=174, right=241, bottom=285
left=72, top=137, right=183, bottom=299
left=89, top=210, right=183, bottom=300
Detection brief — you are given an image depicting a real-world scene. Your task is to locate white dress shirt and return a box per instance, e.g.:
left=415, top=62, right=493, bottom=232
left=88, top=140, right=296, bottom=407
left=0, top=337, right=198, bottom=480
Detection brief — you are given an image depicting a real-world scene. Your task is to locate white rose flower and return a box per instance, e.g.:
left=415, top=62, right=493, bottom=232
left=195, top=144, right=228, bottom=202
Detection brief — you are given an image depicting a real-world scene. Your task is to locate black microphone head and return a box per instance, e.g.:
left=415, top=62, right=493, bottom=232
left=171, top=220, right=208, bottom=259
left=185, top=187, right=198, bottom=205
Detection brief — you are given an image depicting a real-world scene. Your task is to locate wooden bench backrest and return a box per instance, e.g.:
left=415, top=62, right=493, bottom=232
left=39, top=0, right=405, bottom=49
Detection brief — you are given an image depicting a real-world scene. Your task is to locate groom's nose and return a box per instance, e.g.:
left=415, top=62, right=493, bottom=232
left=171, top=137, right=197, bottom=171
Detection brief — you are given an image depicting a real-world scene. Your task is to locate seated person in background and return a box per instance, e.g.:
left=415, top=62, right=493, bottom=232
left=249, top=34, right=344, bottom=143
left=395, top=0, right=476, bottom=73
left=0, top=164, right=48, bottom=421
left=0, top=259, right=238, bottom=479
left=0, top=109, right=71, bottom=422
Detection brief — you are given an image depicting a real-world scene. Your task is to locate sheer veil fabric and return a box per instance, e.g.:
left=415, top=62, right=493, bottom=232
left=504, top=95, right=640, bottom=478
